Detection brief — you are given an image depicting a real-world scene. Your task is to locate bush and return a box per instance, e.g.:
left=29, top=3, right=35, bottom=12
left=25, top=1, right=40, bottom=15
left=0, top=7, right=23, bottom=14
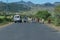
left=0, top=15, right=13, bottom=24
left=36, top=11, right=51, bottom=20
left=53, top=18, right=60, bottom=26
left=54, top=5, right=60, bottom=26
left=0, top=18, right=4, bottom=23
left=4, top=17, right=13, bottom=22
left=0, top=18, right=12, bottom=23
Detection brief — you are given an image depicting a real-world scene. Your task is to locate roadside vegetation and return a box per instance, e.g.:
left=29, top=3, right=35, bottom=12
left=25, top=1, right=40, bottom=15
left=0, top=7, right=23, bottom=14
left=53, top=5, right=60, bottom=26
left=35, top=5, right=60, bottom=26
left=35, top=11, right=51, bottom=20
left=0, top=14, right=13, bottom=25
left=0, top=1, right=60, bottom=26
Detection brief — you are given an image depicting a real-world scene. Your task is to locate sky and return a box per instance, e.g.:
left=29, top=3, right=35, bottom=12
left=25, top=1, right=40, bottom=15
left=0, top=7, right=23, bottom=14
left=0, top=0, right=60, bottom=4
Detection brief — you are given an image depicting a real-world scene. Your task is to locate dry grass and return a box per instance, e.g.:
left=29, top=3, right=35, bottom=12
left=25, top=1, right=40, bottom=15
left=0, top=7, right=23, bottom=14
left=0, top=22, right=13, bottom=28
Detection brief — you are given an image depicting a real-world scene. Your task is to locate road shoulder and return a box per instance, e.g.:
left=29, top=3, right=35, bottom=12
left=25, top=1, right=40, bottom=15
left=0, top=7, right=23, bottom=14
left=0, top=22, right=13, bottom=28
left=46, top=23, right=60, bottom=32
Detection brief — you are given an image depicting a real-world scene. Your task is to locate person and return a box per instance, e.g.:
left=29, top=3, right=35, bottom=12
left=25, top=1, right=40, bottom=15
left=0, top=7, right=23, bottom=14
left=37, top=18, right=40, bottom=23
left=48, top=18, right=51, bottom=24
left=28, top=17, right=32, bottom=23
left=42, top=19, right=44, bottom=24
left=32, top=18, right=35, bottom=23
left=39, top=18, right=42, bottom=23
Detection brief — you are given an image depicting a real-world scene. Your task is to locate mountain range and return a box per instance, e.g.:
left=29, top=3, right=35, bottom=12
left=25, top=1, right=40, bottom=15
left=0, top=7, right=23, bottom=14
left=0, top=1, right=60, bottom=13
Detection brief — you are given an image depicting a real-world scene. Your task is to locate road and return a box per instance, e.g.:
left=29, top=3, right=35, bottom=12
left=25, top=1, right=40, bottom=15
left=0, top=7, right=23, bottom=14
left=0, top=23, right=60, bottom=40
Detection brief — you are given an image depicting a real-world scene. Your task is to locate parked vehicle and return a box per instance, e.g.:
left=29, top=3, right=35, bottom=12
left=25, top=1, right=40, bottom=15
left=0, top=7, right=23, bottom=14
left=23, top=16, right=28, bottom=23
left=13, top=15, right=22, bottom=23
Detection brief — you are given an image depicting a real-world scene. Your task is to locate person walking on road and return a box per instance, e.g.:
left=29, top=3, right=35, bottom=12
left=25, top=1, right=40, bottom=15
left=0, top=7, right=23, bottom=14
left=42, top=19, right=44, bottom=24
left=48, top=18, right=51, bottom=24
left=37, top=18, right=40, bottom=23
left=28, top=17, right=32, bottom=23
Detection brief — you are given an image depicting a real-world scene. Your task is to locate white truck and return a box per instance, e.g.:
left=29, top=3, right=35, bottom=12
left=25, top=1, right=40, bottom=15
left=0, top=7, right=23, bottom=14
left=13, top=15, right=22, bottom=23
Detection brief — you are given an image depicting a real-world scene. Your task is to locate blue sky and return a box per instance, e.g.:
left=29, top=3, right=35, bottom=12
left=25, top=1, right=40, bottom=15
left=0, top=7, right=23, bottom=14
left=0, top=0, right=60, bottom=4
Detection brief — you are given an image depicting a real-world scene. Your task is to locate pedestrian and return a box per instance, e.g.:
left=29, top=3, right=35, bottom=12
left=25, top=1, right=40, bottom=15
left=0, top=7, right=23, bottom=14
left=37, top=18, right=39, bottom=23
left=48, top=18, right=51, bottom=24
left=28, top=17, right=32, bottom=23
left=42, top=19, right=44, bottom=24
left=32, top=17, right=35, bottom=23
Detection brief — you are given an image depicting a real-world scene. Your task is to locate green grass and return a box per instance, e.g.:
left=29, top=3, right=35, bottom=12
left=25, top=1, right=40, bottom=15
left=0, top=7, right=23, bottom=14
left=0, top=22, right=9, bottom=26
left=0, top=16, right=5, bottom=19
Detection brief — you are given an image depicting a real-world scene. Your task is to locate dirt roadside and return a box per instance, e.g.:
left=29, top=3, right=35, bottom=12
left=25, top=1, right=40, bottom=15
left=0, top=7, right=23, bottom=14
left=0, top=22, right=13, bottom=28
left=46, top=23, right=60, bottom=32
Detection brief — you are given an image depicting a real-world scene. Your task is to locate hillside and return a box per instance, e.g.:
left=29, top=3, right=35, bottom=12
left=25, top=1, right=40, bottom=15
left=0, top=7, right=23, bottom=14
left=0, top=1, right=60, bottom=15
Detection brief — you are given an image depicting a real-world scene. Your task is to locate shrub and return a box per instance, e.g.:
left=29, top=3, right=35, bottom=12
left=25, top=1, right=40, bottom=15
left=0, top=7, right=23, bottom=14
left=36, top=11, right=51, bottom=20
left=53, top=18, right=60, bottom=26
left=0, top=18, right=4, bottom=23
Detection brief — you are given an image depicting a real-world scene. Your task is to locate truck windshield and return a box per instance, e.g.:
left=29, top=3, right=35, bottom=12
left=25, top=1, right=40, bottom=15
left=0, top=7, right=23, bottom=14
left=15, top=16, right=20, bottom=18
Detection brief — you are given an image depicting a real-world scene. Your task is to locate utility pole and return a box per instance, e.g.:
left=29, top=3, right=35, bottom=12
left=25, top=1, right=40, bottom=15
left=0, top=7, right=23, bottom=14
left=4, top=0, right=8, bottom=19
left=6, top=0, right=8, bottom=15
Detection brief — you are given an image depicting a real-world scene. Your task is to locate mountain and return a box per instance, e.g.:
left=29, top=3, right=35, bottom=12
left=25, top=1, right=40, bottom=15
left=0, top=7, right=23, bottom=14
left=0, top=1, right=7, bottom=11
left=0, top=1, right=31, bottom=12
left=8, top=3, right=31, bottom=12
left=15, top=1, right=35, bottom=7
left=0, top=1, right=60, bottom=13
left=54, top=2, right=60, bottom=6
left=41, top=3, right=55, bottom=7
left=15, top=1, right=26, bottom=4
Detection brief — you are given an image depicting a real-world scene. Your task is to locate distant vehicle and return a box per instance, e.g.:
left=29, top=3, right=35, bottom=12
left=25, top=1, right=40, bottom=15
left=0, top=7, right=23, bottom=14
left=13, top=15, right=22, bottom=23
left=23, top=16, right=28, bottom=23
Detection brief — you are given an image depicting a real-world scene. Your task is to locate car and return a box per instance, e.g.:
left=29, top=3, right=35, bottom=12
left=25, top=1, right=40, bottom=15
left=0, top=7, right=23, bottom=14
left=13, top=15, right=22, bottom=23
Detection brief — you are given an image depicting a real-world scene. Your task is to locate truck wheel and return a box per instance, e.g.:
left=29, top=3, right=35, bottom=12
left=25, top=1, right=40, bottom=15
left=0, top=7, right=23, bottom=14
left=20, top=20, right=22, bottom=23
left=15, top=21, right=17, bottom=23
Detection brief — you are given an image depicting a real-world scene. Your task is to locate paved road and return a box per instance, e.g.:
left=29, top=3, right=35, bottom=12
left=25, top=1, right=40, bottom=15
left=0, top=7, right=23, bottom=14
left=0, top=23, right=60, bottom=40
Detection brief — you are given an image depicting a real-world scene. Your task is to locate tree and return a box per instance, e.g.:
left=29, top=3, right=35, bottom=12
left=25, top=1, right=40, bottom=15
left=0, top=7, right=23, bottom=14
left=55, top=5, right=60, bottom=18
left=36, top=11, right=51, bottom=20
left=54, top=5, right=60, bottom=26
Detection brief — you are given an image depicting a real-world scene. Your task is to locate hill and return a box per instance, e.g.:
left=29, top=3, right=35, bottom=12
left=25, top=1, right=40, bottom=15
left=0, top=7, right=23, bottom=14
left=0, top=1, right=60, bottom=15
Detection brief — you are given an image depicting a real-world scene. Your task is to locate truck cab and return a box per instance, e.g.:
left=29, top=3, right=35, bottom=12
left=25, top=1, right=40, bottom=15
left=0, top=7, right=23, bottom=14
left=13, top=15, right=22, bottom=23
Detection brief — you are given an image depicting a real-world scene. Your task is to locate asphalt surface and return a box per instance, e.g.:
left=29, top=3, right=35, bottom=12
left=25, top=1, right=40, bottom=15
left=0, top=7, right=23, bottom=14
left=0, top=23, right=60, bottom=40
